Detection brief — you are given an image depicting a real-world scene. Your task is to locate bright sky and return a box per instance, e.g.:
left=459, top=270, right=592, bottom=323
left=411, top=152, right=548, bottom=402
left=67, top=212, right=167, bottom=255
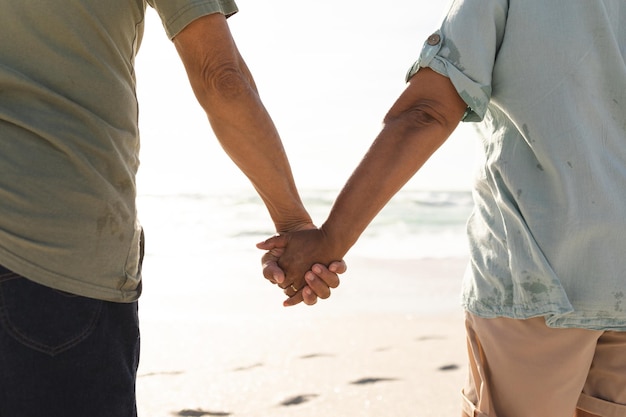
left=135, top=0, right=478, bottom=194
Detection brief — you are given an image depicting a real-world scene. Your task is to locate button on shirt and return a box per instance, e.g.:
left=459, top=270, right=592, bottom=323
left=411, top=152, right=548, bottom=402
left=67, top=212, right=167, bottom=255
left=407, top=0, right=626, bottom=330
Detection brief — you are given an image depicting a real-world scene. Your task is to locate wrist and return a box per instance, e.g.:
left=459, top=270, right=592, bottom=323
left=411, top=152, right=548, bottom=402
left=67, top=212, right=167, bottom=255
left=319, top=221, right=352, bottom=260
left=274, top=216, right=315, bottom=234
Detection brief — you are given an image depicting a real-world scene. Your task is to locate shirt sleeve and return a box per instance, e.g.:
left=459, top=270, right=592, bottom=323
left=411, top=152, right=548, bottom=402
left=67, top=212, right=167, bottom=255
left=406, top=0, right=508, bottom=122
left=148, top=0, right=238, bottom=40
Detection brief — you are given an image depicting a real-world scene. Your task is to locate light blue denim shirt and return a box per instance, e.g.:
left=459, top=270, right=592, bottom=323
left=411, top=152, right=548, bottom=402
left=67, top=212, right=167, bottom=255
left=408, top=0, right=626, bottom=330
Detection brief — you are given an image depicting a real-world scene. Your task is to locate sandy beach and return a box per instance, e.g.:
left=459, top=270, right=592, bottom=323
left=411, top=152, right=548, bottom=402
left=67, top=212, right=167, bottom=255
left=136, top=256, right=469, bottom=417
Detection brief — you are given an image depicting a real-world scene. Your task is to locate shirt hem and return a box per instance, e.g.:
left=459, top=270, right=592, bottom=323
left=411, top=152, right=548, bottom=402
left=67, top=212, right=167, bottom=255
left=0, top=250, right=141, bottom=303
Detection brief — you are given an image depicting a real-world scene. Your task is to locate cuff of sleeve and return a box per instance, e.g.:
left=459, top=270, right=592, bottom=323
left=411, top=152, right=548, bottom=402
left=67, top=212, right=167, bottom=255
left=162, top=0, right=239, bottom=39
left=406, top=30, right=490, bottom=123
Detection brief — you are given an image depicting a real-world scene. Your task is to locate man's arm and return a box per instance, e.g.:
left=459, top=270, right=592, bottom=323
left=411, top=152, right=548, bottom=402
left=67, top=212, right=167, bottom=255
left=173, top=13, right=312, bottom=233
left=259, top=67, right=467, bottom=305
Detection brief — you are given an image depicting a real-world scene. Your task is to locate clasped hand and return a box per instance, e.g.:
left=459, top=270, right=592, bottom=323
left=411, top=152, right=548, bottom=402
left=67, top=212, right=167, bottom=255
left=257, top=228, right=346, bottom=306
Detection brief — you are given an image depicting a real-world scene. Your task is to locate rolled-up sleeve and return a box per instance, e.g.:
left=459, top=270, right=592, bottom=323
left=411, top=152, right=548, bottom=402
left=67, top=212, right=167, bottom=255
left=406, top=0, right=508, bottom=122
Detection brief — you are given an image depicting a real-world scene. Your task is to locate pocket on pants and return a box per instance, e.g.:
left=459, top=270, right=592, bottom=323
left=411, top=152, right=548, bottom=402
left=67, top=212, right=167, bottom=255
left=0, top=274, right=103, bottom=356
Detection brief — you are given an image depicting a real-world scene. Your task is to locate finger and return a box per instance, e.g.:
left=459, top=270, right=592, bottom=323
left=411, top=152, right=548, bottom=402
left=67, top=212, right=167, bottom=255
left=328, top=260, right=348, bottom=274
left=304, top=271, right=332, bottom=299
left=260, top=248, right=285, bottom=284
left=283, top=291, right=304, bottom=307
left=262, top=260, right=285, bottom=285
left=256, top=234, right=288, bottom=250
left=283, top=283, right=301, bottom=296
left=311, top=264, right=340, bottom=289
left=302, top=286, right=318, bottom=306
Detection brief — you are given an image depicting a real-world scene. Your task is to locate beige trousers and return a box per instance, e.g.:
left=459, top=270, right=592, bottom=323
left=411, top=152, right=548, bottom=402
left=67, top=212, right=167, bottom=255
left=462, top=313, right=626, bottom=417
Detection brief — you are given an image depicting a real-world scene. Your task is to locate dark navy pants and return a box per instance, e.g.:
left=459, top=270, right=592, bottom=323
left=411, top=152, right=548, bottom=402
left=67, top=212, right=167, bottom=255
left=0, top=265, right=140, bottom=417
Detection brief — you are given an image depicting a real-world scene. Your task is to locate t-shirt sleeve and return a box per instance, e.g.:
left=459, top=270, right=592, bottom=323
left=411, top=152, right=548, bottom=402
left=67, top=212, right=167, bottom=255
left=148, top=0, right=238, bottom=40
left=405, top=0, right=508, bottom=122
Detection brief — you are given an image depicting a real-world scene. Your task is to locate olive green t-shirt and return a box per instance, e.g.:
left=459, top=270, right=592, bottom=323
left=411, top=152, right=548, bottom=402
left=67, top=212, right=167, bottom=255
left=0, top=0, right=237, bottom=302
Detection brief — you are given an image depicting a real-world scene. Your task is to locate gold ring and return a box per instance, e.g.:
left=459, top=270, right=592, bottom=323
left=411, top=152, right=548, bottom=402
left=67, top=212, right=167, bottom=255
left=290, top=284, right=298, bottom=292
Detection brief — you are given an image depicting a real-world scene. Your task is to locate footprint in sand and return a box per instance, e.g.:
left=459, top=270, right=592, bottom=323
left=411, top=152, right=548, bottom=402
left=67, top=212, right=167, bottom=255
left=174, top=409, right=231, bottom=416
left=298, top=353, right=334, bottom=359
left=438, top=364, right=460, bottom=371
left=374, top=346, right=392, bottom=352
left=350, top=377, right=398, bottom=385
left=416, top=335, right=446, bottom=341
left=279, top=394, right=319, bottom=406
left=232, top=362, right=263, bottom=372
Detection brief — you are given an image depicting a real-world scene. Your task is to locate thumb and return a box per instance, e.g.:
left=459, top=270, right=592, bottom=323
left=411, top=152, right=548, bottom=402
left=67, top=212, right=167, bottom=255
left=329, top=260, right=348, bottom=274
left=256, top=233, right=288, bottom=250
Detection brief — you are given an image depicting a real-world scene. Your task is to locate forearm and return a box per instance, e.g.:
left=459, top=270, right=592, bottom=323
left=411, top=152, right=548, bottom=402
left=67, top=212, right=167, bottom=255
left=174, top=14, right=311, bottom=232
left=322, top=69, right=467, bottom=257
left=321, top=116, right=450, bottom=255
left=204, top=70, right=310, bottom=231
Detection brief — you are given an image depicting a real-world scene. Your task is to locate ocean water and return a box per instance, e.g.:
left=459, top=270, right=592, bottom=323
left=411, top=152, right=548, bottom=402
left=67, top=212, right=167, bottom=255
left=136, top=188, right=472, bottom=316
left=137, top=188, right=473, bottom=263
